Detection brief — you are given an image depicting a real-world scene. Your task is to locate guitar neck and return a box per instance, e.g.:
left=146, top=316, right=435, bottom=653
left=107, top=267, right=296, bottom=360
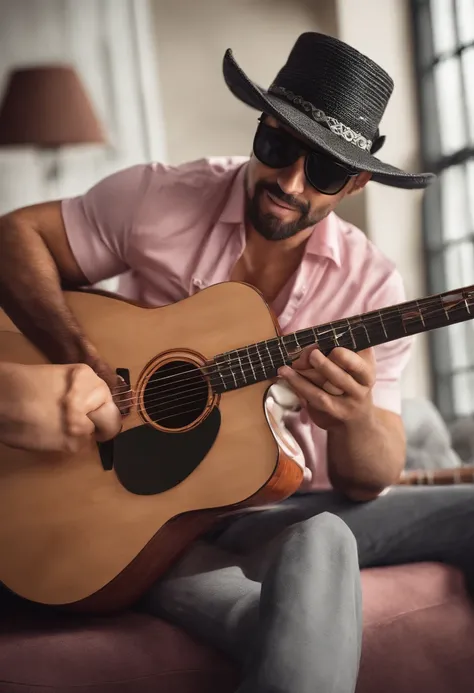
left=286, top=284, right=474, bottom=358
left=397, top=467, right=474, bottom=486
left=210, top=284, right=474, bottom=393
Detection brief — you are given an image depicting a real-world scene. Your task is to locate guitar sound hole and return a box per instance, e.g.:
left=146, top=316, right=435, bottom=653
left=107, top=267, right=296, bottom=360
left=143, top=360, right=210, bottom=430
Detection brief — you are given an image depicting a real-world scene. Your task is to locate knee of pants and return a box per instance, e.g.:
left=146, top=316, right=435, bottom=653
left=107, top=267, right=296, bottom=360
left=293, top=511, right=357, bottom=553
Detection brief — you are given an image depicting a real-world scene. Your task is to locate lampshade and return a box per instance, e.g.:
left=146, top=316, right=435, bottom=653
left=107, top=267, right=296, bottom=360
left=0, top=65, right=106, bottom=148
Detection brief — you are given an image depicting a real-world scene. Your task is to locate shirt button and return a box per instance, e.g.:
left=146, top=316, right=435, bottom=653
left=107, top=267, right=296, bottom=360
left=296, top=285, right=306, bottom=298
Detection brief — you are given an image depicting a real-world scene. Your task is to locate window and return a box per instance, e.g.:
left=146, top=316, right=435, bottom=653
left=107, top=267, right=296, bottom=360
left=412, top=0, right=474, bottom=421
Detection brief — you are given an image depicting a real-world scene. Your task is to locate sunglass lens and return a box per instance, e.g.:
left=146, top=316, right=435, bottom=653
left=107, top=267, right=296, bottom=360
left=253, top=123, right=301, bottom=169
left=305, top=152, right=351, bottom=195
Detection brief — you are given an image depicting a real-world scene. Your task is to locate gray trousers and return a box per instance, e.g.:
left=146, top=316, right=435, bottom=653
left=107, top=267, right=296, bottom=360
left=142, top=486, right=474, bottom=693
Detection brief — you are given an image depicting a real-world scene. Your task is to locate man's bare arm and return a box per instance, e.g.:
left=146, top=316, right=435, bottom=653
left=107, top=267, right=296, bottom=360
left=0, top=202, right=116, bottom=384
left=0, top=362, right=121, bottom=452
left=327, top=408, right=406, bottom=501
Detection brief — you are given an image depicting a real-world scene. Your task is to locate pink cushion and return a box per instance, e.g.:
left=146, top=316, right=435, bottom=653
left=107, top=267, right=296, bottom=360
left=0, top=611, right=237, bottom=693
left=358, top=563, right=474, bottom=693
left=1, top=563, right=474, bottom=692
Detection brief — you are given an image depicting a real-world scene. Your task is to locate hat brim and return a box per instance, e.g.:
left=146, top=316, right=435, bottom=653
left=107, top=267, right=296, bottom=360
left=223, top=49, right=435, bottom=190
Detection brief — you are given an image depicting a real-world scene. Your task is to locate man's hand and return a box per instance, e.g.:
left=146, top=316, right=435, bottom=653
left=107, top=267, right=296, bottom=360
left=278, top=345, right=406, bottom=499
left=82, top=342, right=130, bottom=414
left=0, top=363, right=122, bottom=453
left=278, top=345, right=376, bottom=429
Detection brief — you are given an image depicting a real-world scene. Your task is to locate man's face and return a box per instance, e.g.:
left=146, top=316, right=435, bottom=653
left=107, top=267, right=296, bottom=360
left=245, top=115, right=371, bottom=241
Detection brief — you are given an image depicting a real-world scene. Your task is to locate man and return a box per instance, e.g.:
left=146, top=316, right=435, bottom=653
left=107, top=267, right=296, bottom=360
left=1, top=32, right=474, bottom=693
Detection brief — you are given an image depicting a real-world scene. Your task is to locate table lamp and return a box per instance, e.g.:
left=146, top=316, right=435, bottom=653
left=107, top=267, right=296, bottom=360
left=0, top=65, right=106, bottom=178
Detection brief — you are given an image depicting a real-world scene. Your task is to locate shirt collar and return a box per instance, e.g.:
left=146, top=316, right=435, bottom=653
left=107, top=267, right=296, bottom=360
left=219, top=160, right=248, bottom=224
left=218, top=160, right=341, bottom=268
left=306, top=212, right=342, bottom=267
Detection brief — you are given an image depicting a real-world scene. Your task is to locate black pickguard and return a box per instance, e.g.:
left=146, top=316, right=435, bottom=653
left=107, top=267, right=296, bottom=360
left=107, top=408, right=221, bottom=496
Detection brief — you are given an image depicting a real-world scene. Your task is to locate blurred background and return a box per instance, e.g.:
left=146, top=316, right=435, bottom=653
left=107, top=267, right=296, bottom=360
left=0, top=0, right=473, bottom=423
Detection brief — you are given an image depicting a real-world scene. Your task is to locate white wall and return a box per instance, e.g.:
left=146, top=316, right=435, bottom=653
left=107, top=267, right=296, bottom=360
left=336, top=0, right=431, bottom=400
left=150, top=0, right=337, bottom=164
left=0, top=0, right=166, bottom=215
left=151, top=0, right=432, bottom=399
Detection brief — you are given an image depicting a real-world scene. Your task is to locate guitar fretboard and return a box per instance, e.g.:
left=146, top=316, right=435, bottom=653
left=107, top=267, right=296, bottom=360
left=208, top=285, right=474, bottom=393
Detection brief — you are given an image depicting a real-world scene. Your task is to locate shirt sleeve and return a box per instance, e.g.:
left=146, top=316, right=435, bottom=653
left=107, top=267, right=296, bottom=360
left=367, top=268, right=413, bottom=415
left=61, top=164, right=152, bottom=285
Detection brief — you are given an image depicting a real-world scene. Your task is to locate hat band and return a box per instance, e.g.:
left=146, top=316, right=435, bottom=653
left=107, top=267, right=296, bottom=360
left=269, top=85, right=373, bottom=152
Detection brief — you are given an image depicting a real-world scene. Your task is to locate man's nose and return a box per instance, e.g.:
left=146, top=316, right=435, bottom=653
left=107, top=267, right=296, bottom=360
left=277, top=156, right=306, bottom=196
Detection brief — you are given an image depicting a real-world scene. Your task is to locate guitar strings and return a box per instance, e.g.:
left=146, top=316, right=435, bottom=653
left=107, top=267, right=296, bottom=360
left=111, top=298, right=472, bottom=419
left=109, top=292, right=458, bottom=406
left=115, top=291, right=467, bottom=391
left=112, top=292, right=471, bottom=404
left=114, top=297, right=471, bottom=409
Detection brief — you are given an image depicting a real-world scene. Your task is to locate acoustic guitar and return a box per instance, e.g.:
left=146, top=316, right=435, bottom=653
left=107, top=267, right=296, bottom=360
left=0, top=280, right=473, bottom=613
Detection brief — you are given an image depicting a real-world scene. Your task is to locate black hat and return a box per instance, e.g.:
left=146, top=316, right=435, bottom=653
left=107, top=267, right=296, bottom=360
left=223, top=32, right=435, bottom=189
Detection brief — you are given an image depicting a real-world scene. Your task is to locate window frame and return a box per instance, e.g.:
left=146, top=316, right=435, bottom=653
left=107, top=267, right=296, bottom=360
left=411, top=0, right=474, bottom=421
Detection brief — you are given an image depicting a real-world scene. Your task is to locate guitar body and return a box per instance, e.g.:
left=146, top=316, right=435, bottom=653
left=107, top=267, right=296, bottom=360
left=0, top=282, right=304, bottom=613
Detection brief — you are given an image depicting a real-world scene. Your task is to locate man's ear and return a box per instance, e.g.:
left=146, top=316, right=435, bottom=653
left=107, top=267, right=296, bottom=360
left=348, top=171, right=372, bottom=195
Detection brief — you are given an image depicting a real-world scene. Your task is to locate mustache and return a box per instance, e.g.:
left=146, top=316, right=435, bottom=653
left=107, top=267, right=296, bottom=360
left=258, top=182, right=309, bottom=215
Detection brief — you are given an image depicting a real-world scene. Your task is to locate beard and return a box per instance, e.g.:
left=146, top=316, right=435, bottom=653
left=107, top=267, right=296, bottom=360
left=245, top=180, right=331, bottom=241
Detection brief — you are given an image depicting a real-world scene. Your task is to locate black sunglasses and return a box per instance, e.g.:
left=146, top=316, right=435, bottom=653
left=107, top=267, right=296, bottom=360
left=253, top=120, right=359, bottom=195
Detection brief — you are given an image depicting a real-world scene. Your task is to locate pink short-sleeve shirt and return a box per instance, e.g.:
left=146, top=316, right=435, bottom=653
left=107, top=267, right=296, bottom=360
left=62, top=157, right=412, bottom=491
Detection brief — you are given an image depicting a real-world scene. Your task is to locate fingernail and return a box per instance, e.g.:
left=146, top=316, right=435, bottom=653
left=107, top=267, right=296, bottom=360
left=278, top=366, right=293, bottom=378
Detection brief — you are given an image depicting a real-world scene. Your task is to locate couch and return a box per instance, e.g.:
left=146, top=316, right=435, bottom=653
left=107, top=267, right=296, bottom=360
left=2, top=399, right=474, bottom=693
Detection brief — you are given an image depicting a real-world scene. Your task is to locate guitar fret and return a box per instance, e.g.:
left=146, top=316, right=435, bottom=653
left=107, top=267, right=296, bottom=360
left=346, top=319, right=357, bottom=349
left=246, top=346, right=256, bottom=381
left=291, top=330, right=313, bottom=351
left=231, top=363, right=238, bottom=388
left=363, top=319, right=371, bottom=343
left=282, top=336, right=294, bottom=363
left=415, top=300, right=425, bottom=328
left=275, top=339, right=287, bottom=365
left=212, top=356, right=225, bottom=392
left=379, top=310, right=388, bottom=339
left=255, top=342, right=267, bottom=375
left=301, top=329, right=316, bottom=347
left=264, top=341, right=275, bottom=369
left=235, top=352, right=246, bottom=385
left=331, top=323, right=340, bottom=346
left=350, top=317, right=371, bottom=348
left=401, top=308, right=408, bottom=335
left=443, top=299, right=450, bottom=321
left=313, top=325, right=337, bottom=355
left=218, top=366, right=226, bottom=390
left=440, top=293, right=469, bottom=325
